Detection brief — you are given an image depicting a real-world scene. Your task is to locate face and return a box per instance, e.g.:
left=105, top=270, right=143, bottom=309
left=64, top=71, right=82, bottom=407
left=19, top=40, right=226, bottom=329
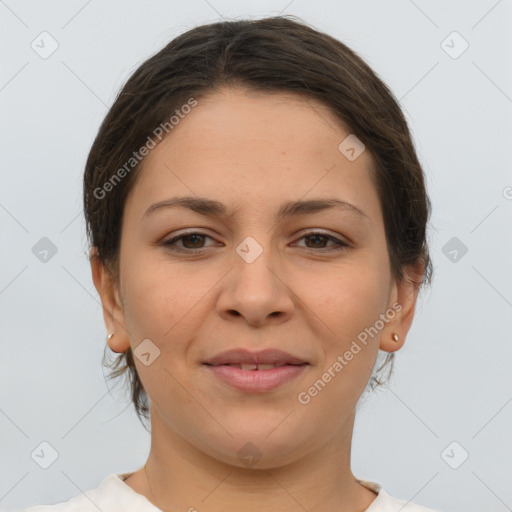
left=94, top=86, right=419, bottom=469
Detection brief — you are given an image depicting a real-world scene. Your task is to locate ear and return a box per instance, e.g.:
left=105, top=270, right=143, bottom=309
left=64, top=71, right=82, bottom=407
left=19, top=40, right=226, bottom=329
left=379, top=262, right=424, bottom=353
left=90, top=247, right=131, bottom=353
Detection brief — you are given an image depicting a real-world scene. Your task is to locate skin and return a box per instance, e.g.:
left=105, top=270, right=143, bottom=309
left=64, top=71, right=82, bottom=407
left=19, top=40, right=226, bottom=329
left=91, top=86, right=423, bottom=512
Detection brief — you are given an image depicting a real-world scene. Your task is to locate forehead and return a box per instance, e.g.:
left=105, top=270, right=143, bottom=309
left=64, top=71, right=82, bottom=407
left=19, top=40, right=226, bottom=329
left=170, top=86, right=353, bottom=156
left=125, top=86, right=381, bottom=223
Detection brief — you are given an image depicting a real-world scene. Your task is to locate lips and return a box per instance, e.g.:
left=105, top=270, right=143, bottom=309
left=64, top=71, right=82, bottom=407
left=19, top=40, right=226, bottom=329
left=222, top=362, right=293, bottom=370
left=203, top=349, right=309, bottom=392
left=203, top=348, right=308, bottom=368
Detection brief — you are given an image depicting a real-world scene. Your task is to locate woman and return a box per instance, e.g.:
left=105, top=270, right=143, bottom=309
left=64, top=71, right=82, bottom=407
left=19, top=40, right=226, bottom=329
left=22, top=15, right=438, bottom=512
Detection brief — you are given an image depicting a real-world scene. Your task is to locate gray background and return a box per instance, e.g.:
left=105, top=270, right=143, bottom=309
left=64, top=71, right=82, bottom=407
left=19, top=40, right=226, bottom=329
left=1, top=1, right=511, bottom=511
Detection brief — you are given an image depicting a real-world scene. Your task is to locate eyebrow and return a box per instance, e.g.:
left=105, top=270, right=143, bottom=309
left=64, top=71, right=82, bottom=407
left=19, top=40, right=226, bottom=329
left=143, top=196, right=369, bottom=221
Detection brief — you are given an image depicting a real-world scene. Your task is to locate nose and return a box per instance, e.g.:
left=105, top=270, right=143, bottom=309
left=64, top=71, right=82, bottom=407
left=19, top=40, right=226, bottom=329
left=216, top=239, right=295, bottom=327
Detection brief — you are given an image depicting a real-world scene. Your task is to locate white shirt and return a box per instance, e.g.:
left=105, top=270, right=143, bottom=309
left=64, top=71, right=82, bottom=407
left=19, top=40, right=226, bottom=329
left=19, top=472, right=440, bottom=512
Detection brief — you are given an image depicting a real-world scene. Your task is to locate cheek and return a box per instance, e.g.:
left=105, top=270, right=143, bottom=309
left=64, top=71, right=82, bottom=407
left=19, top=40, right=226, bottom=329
left=120, top=250, right=218, bottom=367
left=323, top=262, right=389, bottom=384
left=119, top=259, right=201, bottom=400
left=305, top=257, right=389, bottom=338
left=302, top=261, right=388, bottom=400
left=120, top=245, right=188, bottom=331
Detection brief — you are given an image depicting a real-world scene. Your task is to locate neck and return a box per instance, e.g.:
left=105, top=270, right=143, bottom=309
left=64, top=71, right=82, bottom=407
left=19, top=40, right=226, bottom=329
left=125, top=409, right=378, bottom=512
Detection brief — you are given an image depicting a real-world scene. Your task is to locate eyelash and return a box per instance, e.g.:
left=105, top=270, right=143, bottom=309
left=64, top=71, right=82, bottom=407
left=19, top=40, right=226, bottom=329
left=163, top=231, right=349, bottom=253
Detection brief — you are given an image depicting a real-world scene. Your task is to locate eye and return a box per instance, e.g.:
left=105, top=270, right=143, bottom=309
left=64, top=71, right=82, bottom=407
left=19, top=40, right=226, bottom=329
left=163, top=232, right=217, bottom=252
left=163, top=230, right=349, bottom=253
left=293, top=231, right=349, bottom=251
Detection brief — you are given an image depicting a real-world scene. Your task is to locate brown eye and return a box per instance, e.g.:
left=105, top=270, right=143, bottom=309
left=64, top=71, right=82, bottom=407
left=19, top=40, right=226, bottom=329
left=294, top=231, right=348, bottom=252
left=163, top=232, right=216, bottom=252
left=304, top=233, right=329, bottom=248
left=179, top=234, right=207, bottom=249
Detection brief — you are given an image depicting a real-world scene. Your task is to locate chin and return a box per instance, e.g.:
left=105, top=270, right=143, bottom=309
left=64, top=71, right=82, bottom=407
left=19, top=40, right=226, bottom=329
left=196, top=423, right=313, bottom=470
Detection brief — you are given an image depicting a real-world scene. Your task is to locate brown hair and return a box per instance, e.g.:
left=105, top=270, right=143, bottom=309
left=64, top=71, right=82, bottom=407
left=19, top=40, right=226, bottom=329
left=83, top=15, right=433, bottom=427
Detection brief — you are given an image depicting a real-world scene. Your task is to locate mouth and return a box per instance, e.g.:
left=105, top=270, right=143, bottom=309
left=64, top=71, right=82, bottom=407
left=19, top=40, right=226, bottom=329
left=202, top=348, right=309, bottom=367
left=203, top=362, right=309, bottom=392
left=204, top=362, right=308, bottom=371
left=202, top=348, right=310, bottom=392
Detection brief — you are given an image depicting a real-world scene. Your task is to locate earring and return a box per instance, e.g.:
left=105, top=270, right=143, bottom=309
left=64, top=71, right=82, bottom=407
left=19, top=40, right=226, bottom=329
left=107, top=332, right=114, bottom=340
left=392, top=333, right=399, bottom=342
